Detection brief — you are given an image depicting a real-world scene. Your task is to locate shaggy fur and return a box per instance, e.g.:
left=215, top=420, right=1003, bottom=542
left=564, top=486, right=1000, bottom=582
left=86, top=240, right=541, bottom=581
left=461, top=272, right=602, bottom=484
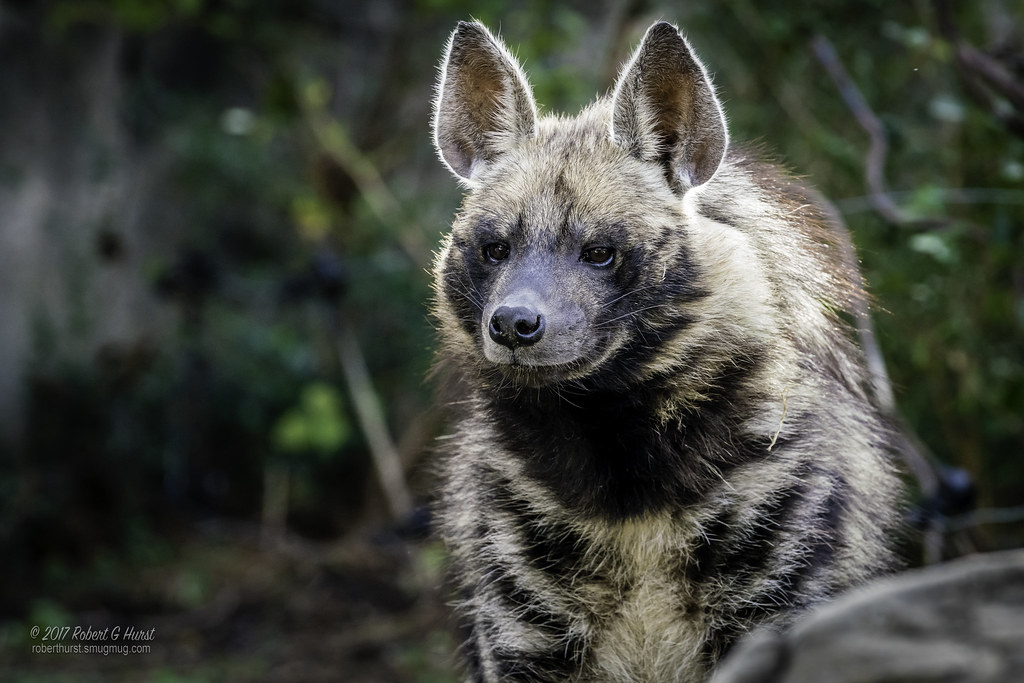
left=429, top=20, right=902, bottom=683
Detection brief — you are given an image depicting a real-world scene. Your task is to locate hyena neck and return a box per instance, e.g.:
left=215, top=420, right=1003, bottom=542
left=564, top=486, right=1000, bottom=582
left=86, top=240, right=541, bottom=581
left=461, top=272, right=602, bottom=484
left=484, top=368, right=769, bottom=521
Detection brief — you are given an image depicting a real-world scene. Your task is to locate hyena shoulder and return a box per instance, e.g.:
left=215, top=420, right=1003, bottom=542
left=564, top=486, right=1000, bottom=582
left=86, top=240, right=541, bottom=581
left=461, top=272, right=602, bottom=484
left=429, top=19, right=903, bottom=683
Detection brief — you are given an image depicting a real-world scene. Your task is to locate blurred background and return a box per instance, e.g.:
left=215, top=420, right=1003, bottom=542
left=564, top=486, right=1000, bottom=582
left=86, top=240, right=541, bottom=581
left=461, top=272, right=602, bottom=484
left=0, top=0, right=1021, bottom=680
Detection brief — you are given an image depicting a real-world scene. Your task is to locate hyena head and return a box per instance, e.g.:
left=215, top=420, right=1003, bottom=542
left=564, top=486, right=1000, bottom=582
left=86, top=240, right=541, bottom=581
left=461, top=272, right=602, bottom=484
left=432, top=21, right=729, bottom=390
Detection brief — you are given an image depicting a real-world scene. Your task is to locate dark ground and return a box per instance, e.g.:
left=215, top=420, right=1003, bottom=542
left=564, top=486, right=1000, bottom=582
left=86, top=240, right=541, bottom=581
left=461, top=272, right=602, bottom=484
left=1, top=519, right=459, bottom=683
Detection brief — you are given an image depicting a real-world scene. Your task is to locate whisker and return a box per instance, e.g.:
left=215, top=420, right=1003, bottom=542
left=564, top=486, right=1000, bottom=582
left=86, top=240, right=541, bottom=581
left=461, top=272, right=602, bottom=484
left=450, top=272, right=486, bottom=311
left=596, top=303, right=673, bottom=327
left=600, top=283, right=660, bottom=309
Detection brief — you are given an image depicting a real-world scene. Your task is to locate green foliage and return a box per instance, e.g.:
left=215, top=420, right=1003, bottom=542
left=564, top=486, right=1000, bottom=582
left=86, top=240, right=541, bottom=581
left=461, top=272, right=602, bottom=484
left=49, top=0, right=206, bottom=33
left=271, top=381, right=352, bottom=458
left=393, top=630, right=461, bottom=683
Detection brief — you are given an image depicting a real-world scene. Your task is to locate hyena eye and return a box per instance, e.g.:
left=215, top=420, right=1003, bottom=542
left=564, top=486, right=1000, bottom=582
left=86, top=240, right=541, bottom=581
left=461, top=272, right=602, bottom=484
left=483, top=242, right=511, bottom=263
left=580, top=246, right=615, bottom=267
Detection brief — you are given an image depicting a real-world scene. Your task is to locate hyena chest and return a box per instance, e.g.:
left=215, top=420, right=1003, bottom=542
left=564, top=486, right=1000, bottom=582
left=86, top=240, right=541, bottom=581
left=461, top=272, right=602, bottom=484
left=566, top=518, right=713, bottom=683
left=457, top=482, right=717, bottom=682
left=587, top=571, right=709, bottom=683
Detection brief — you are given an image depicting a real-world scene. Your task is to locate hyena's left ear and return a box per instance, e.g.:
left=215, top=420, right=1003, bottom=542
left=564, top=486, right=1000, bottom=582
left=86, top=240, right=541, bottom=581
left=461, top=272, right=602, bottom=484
left=433, top=21, right=538, bottom=184
left=611, top=22, right=728, bottom=193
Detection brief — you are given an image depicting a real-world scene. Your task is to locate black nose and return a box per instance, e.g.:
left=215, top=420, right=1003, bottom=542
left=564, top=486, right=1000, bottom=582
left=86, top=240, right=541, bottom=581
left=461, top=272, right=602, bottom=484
left=488, top=305, right=545, bottom=349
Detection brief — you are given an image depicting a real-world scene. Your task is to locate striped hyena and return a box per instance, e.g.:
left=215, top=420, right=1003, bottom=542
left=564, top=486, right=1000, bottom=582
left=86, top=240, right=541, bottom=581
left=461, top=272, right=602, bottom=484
left=429, top=20, right=902, bottom=683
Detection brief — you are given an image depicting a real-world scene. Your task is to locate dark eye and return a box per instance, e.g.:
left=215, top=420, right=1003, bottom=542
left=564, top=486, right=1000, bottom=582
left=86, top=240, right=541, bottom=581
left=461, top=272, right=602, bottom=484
left=483, top=242, right=510, bottom=263
left=580, top=246, right=615, bottom=267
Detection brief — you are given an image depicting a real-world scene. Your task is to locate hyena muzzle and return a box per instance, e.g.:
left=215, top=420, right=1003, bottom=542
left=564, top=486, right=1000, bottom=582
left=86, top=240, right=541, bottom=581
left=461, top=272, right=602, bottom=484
left=429, top=19, right=902, bottom=683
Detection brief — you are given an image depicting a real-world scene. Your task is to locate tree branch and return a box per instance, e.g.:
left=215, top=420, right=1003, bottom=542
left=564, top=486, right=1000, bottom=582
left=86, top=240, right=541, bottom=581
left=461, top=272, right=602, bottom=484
left=932, top=0, right=1024, bottom=140
left=331, top=311, right=413, bottom=522
left=811, top=34, right=946, bottom=230
left=811, top=34, right=907, bottom=226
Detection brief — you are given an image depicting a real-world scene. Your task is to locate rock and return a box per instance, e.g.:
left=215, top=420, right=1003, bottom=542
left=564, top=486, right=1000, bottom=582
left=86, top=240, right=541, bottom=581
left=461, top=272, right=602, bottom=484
left=711, top=550, right=1024, bottom=683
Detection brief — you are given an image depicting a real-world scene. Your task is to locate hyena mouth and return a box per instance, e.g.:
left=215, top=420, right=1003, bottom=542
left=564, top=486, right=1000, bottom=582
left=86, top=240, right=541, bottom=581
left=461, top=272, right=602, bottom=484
left=485, top=336, right=618, bottom=388
left=490, top=359, right=591, bottom=388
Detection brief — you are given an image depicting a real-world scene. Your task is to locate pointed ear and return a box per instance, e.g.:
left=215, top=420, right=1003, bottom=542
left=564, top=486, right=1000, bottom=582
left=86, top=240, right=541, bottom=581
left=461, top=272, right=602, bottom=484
left=610, top=22, right=728, bottom=193
left=433, top=21, right=538, bottom=183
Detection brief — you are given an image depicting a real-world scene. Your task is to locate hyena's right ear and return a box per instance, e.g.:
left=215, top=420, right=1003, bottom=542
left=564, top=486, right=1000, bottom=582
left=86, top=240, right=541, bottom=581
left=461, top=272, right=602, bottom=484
left=611, top=22, right=728, bottom=193
left=433, top=21, right=538, bottom=184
